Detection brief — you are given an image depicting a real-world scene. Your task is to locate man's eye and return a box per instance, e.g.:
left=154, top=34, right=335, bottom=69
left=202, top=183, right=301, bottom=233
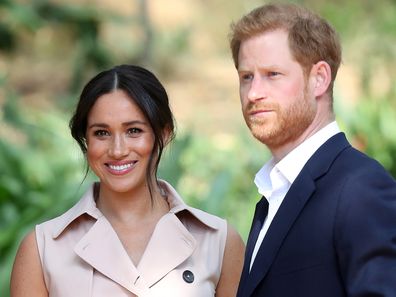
left=268, top=71, right=280, bottom=77
left=94, top=130, right=109, bottom=137
left=241, top=73, right=253, bottom=81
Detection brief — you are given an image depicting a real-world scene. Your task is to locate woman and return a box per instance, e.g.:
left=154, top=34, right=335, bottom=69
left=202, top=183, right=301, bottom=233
left=10, top=65, right=244, bottom=296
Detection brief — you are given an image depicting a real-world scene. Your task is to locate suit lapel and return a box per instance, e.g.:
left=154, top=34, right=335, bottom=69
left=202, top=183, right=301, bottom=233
left=243, top=133, right=351, bottom=296
left=137, top=212, right=196, bottom=287
left=244, top=172, right=315, bottom=296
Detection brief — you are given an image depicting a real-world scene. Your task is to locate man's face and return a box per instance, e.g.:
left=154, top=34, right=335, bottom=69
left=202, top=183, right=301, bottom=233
left=237, top=29, right=317, bottom=153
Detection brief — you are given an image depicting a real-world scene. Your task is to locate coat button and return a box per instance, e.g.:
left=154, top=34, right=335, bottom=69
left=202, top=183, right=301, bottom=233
left=182, top=270, right=194, bottom=283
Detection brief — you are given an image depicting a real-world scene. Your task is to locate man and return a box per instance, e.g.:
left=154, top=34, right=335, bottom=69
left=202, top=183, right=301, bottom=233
left=229, top=3, right=396, bottom=297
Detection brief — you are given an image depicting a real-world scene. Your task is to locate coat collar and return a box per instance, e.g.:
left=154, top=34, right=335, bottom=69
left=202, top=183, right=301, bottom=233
left=159, top=180, right=222, bottom=230
left=51, top=184, right=102, bottom=239
left=52, top=180, right=220, bottom=239
left=243, top=132, right=351, bottom=296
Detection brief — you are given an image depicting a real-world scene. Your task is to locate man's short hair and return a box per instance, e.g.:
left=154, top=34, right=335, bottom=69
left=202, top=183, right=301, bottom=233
left=229, top=3, right=342, bottom=92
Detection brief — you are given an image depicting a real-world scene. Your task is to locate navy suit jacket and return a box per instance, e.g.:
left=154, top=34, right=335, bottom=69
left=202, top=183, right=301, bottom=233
left=237, top=133, right=396, bottom=297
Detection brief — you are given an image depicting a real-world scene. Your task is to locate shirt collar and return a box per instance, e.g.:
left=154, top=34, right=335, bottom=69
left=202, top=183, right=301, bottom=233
left=254, top=158, right=276, bottom=197
left=52, top=180, right=220, bottom=238
left=255, top=121, right=340, bottom=196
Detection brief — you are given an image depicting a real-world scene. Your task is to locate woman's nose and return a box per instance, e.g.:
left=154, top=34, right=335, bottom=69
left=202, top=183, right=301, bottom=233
left=108, top=134, right=128, bottom=158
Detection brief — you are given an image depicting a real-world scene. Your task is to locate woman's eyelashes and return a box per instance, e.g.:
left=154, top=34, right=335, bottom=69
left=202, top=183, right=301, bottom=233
left=127, top=127, right=143, bottom=137
left=92, top=127, right=144, bottom=138
left=93, top=129, right=109, bottom=137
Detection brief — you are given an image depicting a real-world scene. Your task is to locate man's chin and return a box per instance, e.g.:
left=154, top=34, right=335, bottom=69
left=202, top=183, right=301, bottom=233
left=250, top=129, right=275, bottom=145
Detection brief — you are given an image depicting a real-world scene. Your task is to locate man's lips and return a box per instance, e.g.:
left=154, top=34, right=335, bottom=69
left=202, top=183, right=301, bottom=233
left=249, top=109, right=273, bottom=116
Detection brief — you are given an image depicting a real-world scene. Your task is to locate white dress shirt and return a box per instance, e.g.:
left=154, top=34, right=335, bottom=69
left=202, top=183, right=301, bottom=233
left=249, top=121, right=341, bottom=270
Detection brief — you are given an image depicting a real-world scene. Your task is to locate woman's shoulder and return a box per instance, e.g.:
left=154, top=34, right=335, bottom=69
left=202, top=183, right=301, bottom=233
left=10, top=229, right=48, bottom=297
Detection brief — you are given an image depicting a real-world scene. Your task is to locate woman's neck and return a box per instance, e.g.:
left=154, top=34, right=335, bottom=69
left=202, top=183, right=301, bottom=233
left=95, top=182, right=169, bottom=226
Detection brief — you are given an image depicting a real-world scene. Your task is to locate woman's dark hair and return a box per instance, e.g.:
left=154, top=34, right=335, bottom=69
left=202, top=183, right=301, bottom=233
left=69, top=64, right=175, bottom=198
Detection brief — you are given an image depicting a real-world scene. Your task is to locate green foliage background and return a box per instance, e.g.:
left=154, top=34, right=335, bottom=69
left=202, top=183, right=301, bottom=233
left=1, top=0, right=395, bottom=295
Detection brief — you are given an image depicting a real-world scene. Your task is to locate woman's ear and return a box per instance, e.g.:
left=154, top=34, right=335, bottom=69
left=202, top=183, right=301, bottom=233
left=162, top=126, right=173, bottom=146
left=310, top=61, right=332, bottom=97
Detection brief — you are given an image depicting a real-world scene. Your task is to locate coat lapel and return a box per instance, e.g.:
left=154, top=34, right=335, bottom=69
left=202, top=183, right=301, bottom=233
left=74, top=212, right=197, bottom=293
left=74, top=216, right=148, bottom=296
left=244, top=133, right=351, bottom=296
left=137, top=212, right=196, bottom=287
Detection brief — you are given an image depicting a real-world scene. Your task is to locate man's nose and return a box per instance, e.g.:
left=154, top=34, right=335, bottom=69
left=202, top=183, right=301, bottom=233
left=247, top=76, right=267, bottom=102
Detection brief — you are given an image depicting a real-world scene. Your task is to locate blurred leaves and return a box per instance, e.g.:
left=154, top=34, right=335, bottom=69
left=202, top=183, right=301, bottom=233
left=160, top=129, right=267, bottom=238
left=338, top=95, right=396, bottom=177
left=0, top=21, right=15, bottom=52
left=0, top=90, right=88, bottom=295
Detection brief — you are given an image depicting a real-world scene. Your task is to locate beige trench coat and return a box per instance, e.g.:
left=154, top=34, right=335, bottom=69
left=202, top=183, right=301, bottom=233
left=36, top=181, right=227, bottom=297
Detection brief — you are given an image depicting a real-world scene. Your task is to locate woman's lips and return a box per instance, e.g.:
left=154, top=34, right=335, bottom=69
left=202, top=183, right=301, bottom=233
left=105, top=161, right=137, bottom=175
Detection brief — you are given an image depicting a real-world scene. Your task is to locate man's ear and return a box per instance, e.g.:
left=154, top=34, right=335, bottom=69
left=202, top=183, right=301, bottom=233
left=310, top=61, right=332, bottom=97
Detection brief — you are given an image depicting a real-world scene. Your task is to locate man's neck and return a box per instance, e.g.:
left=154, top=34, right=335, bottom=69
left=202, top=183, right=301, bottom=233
left=270, top=117, right=334, bottom=163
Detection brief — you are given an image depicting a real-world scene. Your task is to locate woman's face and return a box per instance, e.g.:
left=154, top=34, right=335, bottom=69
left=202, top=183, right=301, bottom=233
left=86, top=90, right=155, bottom=196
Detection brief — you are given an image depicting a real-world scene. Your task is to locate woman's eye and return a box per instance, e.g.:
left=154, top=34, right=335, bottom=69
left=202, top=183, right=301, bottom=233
left=127, top=127, right=142, bottom=135
left=94, top=130, right=109, bottom=137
